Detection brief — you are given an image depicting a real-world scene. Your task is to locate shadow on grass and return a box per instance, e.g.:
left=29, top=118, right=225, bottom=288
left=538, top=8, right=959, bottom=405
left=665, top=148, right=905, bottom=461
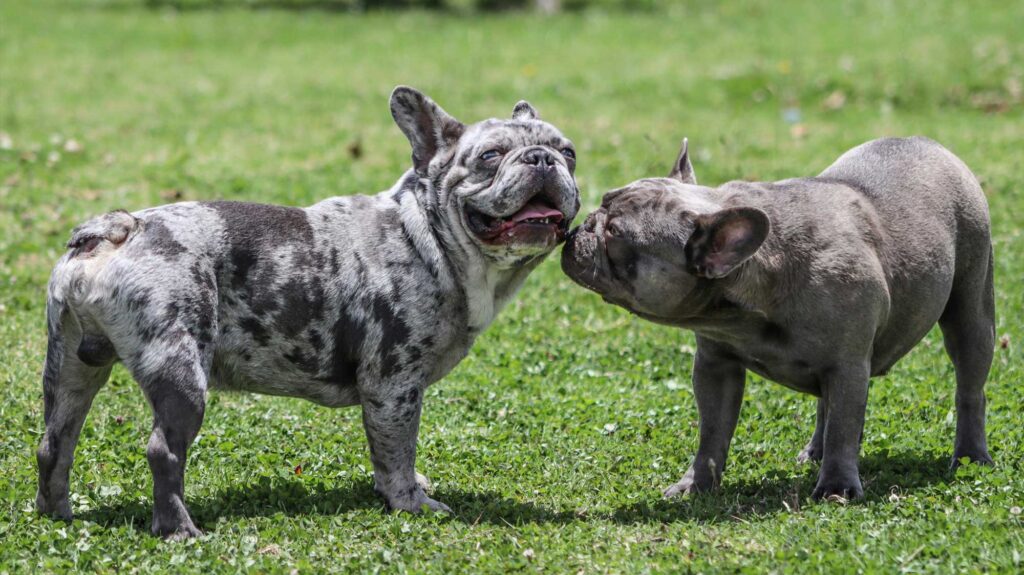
left=602, top=450, right=955, bottom=525
left=78, top=450, right=958, bottom=533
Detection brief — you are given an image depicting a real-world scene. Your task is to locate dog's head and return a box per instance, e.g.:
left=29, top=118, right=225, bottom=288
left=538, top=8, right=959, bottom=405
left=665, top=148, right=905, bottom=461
left=391, top=86, right=580, bottom=268
left=561, top=140, right=770, bottom=322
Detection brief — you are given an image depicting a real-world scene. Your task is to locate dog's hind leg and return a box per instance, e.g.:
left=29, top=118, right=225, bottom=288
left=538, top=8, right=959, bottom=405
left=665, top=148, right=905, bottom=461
left=38, top=208, right=139, bottom=520
left=797, top=398, right=826, bottom=464
left=939, top=246, right=995, bottom=468
left=36, top=310, right=113, bottom=520
left=127, top=344, right=209, bottom=540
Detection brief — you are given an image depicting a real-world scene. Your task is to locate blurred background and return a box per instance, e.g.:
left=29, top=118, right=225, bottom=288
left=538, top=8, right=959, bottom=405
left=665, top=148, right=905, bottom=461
left=141, top=1, right=668, bottom=11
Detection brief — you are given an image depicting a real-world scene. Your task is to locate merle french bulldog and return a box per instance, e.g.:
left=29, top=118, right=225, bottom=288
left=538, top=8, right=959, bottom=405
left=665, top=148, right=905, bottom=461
left=562, top=137, right=994, bottom=500
left=37, top=87, right=579, bottom=538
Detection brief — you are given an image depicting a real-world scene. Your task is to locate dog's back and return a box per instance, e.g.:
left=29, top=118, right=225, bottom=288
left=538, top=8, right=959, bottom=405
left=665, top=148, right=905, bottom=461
left=818, top=136, right=989, bottom=266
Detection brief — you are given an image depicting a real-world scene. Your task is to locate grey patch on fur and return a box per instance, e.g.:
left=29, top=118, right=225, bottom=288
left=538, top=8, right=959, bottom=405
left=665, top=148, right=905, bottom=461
left=37, top=86, right=579, bottom=538
left=142, top=218, right=187, bottom=257
left=563, top=136, right=994, bottom=502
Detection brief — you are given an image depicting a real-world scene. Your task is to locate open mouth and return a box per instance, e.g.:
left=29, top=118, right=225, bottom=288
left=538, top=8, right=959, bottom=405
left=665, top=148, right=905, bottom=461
left=466, top=198, right=568, bottom=243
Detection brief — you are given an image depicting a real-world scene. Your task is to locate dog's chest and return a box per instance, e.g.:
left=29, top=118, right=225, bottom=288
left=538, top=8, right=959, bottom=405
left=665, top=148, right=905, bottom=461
left=462, top=265, right=518, bottom=335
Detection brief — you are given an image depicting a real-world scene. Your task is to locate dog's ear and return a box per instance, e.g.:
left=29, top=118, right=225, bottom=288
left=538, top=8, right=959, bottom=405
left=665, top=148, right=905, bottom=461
left=512, top=100, right=540, bottom=121
left=669, top=138, right=697, bottom=184
left=390, top=86, right=466, bottom=176
left=687, top=207, right=769, bottom=278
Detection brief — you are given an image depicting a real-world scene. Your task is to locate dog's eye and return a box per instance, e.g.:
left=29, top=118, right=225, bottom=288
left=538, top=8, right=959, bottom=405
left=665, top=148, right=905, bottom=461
left=606, top=222, right=623, bottom=237
left=479, top=150, right=502, bottom=161
left=561, top=148, right=576, bottom=160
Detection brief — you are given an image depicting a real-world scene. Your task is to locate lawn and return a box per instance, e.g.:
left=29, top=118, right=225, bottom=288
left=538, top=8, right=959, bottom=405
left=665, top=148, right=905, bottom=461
left=1, top=0, right=1022, bottom=572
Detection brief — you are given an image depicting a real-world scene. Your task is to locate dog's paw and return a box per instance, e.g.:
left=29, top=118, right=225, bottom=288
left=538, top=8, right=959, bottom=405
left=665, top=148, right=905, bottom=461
left=662, top=478, right=696, bottom=499
left=811, top=475, right=863, bottom=501
left=796, top=442, right=823, bottom=465
left=388, top=493, right=451, bottom=514
left=415, top=472, right=433, bottom=493
left=950, top=451, right=994, bottom=470
left=382, top=485, right=451, bottom=514
left=160, top=524, right=204, bottom=541
left=417, top=496, right=452, bottom=514
left=36, top=491, right=72, bottom=521
left=662, top=468, right=716, bottom=499
left=152, top=509, right=202, bottom=540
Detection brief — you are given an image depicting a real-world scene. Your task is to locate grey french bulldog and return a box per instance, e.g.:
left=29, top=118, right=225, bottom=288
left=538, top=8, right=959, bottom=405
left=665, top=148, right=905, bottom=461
left=561, top=136, right=994, bottom=500
left=37, top=86, right=579, bottom=538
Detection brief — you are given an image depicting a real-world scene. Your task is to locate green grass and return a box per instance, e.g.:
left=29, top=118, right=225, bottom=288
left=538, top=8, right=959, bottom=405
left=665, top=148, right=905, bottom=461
left=2, top=0, right=1023, bottom=572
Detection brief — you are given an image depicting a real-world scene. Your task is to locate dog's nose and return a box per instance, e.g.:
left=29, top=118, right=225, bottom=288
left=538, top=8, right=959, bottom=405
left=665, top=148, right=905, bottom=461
left=522, top=148, right=557, bottom=169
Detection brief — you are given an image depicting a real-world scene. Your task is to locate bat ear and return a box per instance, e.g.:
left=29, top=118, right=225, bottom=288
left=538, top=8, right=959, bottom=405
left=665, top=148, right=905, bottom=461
left=687, top=207, right=769, bottom=278
left=390, top=86, right=465, bottom=176
left=669, top=138, right=697, bottom=185
left=512, top=100, right=540, bottom=121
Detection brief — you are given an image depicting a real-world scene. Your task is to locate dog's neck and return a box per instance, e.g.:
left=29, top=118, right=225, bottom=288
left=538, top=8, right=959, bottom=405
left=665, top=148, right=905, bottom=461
left=721, top=252, right=783, bottom=312
left=661, top=228, right=788, bottom=340
left=389, top=170, right=457, bottom=288
left=700, top=186, right=794, bottom=314
left=650, top=273, right=778, bottom=348
left=462, top=262, right=538, bottom=335
left=389, top=169, right=540, bottom=335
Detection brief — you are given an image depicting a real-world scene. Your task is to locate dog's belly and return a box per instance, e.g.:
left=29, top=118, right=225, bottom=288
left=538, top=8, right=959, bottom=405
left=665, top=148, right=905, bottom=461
left=740, top=354, right=822, bottom=395
left=869, top=325, right=937, bottom=378
left=209, top=348, right=362, bottom=407
left=736, top=303, right=946, bottom=392
left=869, top=280, right=953, bottom=377
left=702, top=327, right=827, bottom=395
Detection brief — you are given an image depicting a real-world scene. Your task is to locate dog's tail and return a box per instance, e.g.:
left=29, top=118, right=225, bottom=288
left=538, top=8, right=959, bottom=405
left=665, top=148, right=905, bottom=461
left=64, top=209, right=139, bottom=259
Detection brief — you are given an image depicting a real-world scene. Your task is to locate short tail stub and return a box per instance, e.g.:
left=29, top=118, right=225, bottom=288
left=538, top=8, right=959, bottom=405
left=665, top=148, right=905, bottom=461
left=66, top=210, right=139, bottom=258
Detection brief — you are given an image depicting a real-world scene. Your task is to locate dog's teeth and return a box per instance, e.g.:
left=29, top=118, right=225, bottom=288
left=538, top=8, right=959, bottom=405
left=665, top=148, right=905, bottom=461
left=519, top=216, right=555, bottom=225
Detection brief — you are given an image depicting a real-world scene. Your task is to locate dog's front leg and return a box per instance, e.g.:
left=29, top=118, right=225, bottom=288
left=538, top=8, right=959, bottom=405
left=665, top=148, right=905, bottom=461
left=811, top=362, right=869, bottom=500
left=664, top=341, right=746, bottom=498
left=360, top=382, right=450, bottom=513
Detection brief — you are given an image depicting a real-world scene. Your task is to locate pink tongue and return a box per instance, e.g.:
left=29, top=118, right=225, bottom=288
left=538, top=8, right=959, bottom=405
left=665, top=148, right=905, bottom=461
left=510, top=201, right=563, bottom=223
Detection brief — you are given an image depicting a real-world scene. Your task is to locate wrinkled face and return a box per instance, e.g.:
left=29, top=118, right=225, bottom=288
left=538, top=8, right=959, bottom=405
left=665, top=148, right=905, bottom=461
left=561, top=179, right=715, bottom=321
left=390, top=88, right=580, bottom=269
left=443, top=119, right=579, bottom=265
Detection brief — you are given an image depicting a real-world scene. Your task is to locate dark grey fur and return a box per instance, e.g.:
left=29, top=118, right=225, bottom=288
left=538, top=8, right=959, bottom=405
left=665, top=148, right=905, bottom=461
left=562, top=137, right=994, bottom=500
left=37, top=87, right=579, bottom=538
